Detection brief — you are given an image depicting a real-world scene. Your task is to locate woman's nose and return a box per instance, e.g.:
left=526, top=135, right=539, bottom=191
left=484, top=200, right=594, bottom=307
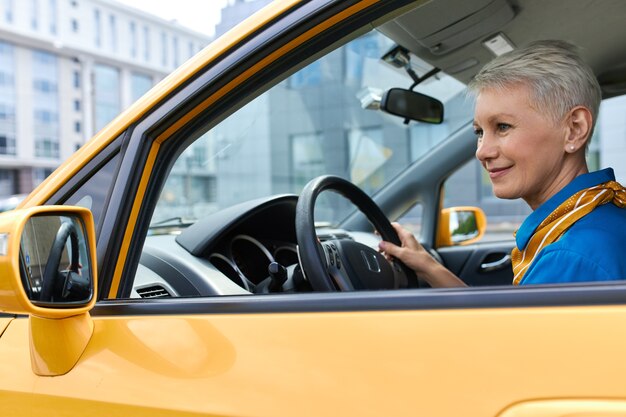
left=475, top=133, right=498, bottom=161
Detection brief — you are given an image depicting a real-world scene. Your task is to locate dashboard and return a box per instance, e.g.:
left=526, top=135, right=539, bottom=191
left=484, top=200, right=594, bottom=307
left=134, top=195, right=306, bottom=298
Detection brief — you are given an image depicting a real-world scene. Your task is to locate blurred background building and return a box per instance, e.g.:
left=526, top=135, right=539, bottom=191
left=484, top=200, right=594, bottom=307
left=0, top=0, right=209, bottom=196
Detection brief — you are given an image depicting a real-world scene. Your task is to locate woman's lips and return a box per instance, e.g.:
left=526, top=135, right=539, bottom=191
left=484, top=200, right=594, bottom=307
left=488, top=166, right=511, bottom=179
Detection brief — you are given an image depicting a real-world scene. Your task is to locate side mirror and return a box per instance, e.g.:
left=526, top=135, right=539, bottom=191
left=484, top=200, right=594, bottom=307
left=0, top=206, right=97, bottom=376
left=0, top=206, right=97, bottom=317
left=380, top=88, right=444, bottom=124
left=436, top=206, right=487, bottom=247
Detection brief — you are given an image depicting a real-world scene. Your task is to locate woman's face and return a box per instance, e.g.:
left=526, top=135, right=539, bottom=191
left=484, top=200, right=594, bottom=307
left=474, top=84, right=571, bottom=209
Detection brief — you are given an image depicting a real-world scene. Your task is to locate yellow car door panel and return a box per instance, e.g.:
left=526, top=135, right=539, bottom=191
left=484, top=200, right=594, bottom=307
left=2, top=298, right=626, bottom=416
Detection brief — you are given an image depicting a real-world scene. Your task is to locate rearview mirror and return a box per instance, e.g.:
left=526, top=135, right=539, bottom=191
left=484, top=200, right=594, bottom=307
left=380, top=88, right=444, bottom=124
left=436, top=206, right=487, bottom=247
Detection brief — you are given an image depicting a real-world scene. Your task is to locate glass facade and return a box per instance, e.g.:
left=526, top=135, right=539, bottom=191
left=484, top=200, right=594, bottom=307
left=94, top=64, right=120, bottom=132
left=32, top=50, right=59, bottom=158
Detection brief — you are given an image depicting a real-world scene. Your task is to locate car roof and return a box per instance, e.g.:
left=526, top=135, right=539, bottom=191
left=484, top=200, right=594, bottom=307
left=379, top=0, right=626, bottom=98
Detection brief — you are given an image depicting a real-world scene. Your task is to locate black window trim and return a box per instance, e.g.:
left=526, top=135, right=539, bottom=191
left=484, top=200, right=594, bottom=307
left=93, top=281, right=626, bottom=316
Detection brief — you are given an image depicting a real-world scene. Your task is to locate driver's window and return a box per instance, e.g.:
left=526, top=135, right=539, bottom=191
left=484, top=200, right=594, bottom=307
left=134, top=29, right=469, bottom=298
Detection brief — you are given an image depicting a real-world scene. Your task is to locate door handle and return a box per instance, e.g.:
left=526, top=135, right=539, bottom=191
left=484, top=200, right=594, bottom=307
left=480, top=254, right=511, bottom=272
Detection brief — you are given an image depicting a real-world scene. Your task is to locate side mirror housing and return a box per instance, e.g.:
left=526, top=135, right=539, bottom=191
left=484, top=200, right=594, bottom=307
left=436, top=206, right=487, bottom=247
left=0, top=205, right=98, bottom=376
left=0, top=206, right=97, bottom=318
left=380, top=88, right=444, bottom=124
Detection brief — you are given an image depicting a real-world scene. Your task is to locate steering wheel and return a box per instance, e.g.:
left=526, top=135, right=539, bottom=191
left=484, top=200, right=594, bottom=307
left=40, top=221, right=81, bottom=302
left=295, top=175, right=418, bottom=291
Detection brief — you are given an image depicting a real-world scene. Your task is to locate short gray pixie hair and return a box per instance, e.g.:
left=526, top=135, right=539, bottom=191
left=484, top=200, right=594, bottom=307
left=468, top=40, right=602, bottom=137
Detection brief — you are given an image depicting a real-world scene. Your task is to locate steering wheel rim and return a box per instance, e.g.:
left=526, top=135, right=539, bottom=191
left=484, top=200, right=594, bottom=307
left=40, top=221, right=80, bottom=301
left=295, top=175, right=417, bottom=291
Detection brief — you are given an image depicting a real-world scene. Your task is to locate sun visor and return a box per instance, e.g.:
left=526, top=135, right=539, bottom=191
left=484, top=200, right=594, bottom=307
left=380, top=0, right=515, bottom=56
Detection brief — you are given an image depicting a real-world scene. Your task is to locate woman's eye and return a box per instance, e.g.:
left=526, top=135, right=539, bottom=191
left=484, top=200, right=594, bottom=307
left=497, top=123, right=511, bottom=132
left=474, top=128, right=483, bottom=138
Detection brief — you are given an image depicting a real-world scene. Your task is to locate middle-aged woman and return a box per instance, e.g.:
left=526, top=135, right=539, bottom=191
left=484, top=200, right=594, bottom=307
left=379, top=40, right=626, bottom=287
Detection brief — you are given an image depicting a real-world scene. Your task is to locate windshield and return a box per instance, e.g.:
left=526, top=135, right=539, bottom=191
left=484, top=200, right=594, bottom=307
left=152, top=30, right=471, bottom=228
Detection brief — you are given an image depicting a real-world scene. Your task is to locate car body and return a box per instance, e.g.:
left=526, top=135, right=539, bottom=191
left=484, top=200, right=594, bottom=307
left=1, top=0, right=626, bottom=415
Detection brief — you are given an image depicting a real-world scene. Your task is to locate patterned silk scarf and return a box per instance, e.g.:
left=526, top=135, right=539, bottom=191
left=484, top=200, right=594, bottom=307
left=511, top=180, right=626, bottom=285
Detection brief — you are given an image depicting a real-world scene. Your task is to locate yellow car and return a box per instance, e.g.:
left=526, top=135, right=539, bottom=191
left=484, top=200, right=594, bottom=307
left=2, top=0, right=626, bottom=415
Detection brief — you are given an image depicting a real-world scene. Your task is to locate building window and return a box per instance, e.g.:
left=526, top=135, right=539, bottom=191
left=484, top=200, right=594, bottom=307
left=31, top=0, right=38, bottom=29
left=129, top=21, right=137, bottom=58
left=143, top=25, right=150, bottom=61
left=70, top=0, right=78, bottom=7
left=49, top=0, right=56, bottom=34
left=109, top=14, right=116, bottom=51
left=73, top=99, right=81, bottom=111
left=161, top=31, right=168, bottom=67
left=33, top=79, right=58, bottom=93
left=94, top=64, right=120, bottom=131
left=34, top=109, right=58, bottom=123
left=71, top=18, right=79, bottom=32
left=74, top=121, right=81, bottom=133
left=32, top=50, right=59, bottom=159
left=188, top=41, right=194, bottom=59
left=33, top=167, right=54, bottom=187
left=0, top=41, right=16, bottom=157
left=131, top=72, right=152, bottom=101
left=73, top=70, right=80, bottom=88
left=35, top=138, right=60, bottom=158
left=4, top=0, right=13, bottom=23
left=172, top=36, right=179, bottom=67
left=0, top=134, right=16, bottom=155
left=94, top=9, right=101, bottom=47
left=0, top=169, right=17, bottom=196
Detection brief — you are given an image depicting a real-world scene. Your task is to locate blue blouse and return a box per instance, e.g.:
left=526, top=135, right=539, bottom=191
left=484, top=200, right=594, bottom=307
left=516, top=168, right=626, bottom=285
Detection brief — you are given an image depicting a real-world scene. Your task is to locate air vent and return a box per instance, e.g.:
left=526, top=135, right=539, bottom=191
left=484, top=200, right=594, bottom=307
left=136, top=285, right=172, bottom=298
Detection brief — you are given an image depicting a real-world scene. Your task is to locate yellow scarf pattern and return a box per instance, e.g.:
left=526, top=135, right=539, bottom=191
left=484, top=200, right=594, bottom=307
left=512, top=180, right=626, bottom=285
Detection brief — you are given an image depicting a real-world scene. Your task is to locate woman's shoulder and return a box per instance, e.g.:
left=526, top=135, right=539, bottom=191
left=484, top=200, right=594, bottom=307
left=572, top=202, right=626, bottom=234
left=552, top=203, right=626, bottom=258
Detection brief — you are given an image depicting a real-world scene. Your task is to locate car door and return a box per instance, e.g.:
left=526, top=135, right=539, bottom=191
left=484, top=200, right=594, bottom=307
left=2, top=1, right=626, bottom=416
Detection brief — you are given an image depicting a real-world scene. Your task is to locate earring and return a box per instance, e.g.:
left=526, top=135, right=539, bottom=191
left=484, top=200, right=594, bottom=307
left=570, top=145, right=575, bottom=151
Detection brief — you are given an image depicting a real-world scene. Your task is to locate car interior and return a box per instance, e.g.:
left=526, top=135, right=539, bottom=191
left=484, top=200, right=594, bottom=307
left=128, top=0, right=626, bottom=298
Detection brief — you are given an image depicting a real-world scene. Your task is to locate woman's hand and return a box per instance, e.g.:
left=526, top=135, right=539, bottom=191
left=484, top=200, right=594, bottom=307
left=378, top=222, right=467, bottom=288
left=378, top=222, right=437, bottom=275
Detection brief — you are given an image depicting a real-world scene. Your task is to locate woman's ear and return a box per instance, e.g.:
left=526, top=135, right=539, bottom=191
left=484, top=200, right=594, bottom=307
left=564, top=106, right=593, bottom=153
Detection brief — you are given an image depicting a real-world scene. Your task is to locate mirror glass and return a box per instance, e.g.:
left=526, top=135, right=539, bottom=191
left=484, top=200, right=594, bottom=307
left=449, top=210, right=479, bottom=244
left=380, top=88, right=444, bottom=124
left=20, top=214, right=92, bottom=305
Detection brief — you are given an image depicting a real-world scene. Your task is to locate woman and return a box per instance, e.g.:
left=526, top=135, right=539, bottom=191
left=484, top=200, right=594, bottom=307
left=379, top=40, right=626, bottom=286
